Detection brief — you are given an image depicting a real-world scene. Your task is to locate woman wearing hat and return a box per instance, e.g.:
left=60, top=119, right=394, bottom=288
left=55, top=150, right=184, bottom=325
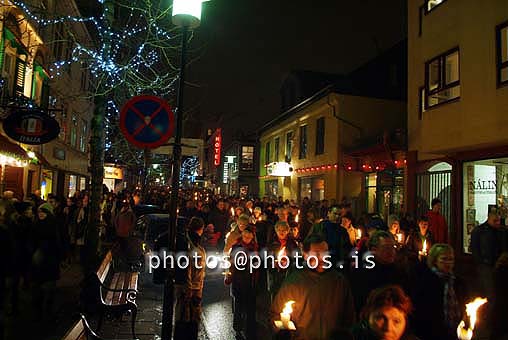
left=31, top=202, right=62, bottom=322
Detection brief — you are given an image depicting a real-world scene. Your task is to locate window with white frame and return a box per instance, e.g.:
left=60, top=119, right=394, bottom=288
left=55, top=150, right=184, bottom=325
left=425, top=48, right=460, bottom=108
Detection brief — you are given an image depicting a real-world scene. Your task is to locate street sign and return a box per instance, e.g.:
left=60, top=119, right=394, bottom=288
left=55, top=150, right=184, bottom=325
left=2, top=109, right=60, bottom=145
left=119, top=95, right=175, bottom=149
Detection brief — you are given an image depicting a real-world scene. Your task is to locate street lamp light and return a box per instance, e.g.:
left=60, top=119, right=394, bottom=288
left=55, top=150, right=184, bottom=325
left=161, top=1, right=205, bottom=339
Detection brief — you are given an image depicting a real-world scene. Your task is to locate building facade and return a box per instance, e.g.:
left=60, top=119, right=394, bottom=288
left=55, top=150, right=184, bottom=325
left=221, top=139, right=258, bottom=197
left=407, top=0, right=508, bottom=256
left=0, top=0, right=93, bottom=200
left=259, top=88, right=405, bottom=212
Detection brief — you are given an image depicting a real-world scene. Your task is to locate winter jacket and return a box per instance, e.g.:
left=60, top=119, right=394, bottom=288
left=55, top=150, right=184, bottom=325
left=186, top=231, right=206, bottom=292
left=426, top=211, right=448, bottom=244
left=208, top=208, right=229, bottom=236
left=114, top=208, right=136, bottom=238
left=411, top=265, right=467, bottom=340
left=31, top=214, right=62, bottom=282
left=272, top=268, right=356, bottom=340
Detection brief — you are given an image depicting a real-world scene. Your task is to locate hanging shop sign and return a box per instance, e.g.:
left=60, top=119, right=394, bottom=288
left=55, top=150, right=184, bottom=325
left=267, top=162, right=293, bottom=177
left=213, top=128, right=222, bottom=167
left=2, top=109, right=60, bottom=145
left=119, top=95, right=175, bottom=149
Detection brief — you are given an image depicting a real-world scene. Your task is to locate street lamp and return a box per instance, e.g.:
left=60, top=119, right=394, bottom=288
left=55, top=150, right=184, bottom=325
left=161, top=1, right=205, bottom=339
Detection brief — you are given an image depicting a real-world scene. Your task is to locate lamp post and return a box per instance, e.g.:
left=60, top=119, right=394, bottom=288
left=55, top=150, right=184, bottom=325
left=161, top=1, right=204, bottom=339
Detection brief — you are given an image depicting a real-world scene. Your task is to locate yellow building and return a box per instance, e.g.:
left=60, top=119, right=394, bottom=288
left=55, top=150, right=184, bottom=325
left=407, top=0, right=508, bottom=254
left=0, top=0, right=93, bottom=199
left=259, top=85, right=405, bottom=207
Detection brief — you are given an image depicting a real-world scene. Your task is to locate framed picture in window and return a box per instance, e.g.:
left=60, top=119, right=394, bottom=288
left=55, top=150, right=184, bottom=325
left=466, top=208, right=476, bottom=223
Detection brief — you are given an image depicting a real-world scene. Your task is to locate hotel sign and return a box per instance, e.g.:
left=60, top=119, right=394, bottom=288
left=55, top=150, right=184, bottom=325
left=213, top=128, right=222, bottom=167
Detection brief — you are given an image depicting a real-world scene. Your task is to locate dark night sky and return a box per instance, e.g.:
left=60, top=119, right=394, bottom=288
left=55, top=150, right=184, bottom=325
left=186, top=0, right=407, bottom=142
left=77, top=0, right=407, bottom=143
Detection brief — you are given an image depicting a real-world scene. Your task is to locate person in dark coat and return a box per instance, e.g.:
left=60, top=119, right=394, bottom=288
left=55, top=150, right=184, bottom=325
left=0, top=199, right=14, bottom=339
left=207, top=199, right=229, bottom=250
left=406, top=216, right=434, bottom=262
left=6, top=201, right=33, bottom=315
left=491, top=252, right=508, bottom=340
left=31, top=203, right=63, bottom=322
left=350, top=231, right=409, bottom=316
left=352, top=285, right=419, bottom=340
left=411, top=244, right=467, bottom=340
left=225, top=227, right=258, bottom=340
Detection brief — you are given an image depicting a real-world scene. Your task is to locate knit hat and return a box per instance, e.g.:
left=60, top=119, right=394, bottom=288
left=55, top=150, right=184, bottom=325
left=38, top=202, right=54, bottom=215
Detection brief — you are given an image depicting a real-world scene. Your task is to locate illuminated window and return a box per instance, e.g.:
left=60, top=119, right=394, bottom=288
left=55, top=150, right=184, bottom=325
left=79, top=119, right=88, bottom=152
left=285, top=131, right=293, bottom=162
left=425, top=0, right=446, bottom=12
left=497, top=21, right=508, bottom=86
left=425, top=48, right=460, bottom=108
left=241, top=146, right=254, bottom=171
left=70, top=116, right=78, bottom=147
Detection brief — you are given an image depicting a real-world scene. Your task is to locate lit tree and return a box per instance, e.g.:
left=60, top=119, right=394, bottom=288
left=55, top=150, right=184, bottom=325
left=10, top=0, right=189, bottom=264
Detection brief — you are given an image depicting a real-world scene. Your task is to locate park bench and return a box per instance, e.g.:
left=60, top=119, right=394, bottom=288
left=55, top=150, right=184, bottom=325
left=86, top=250, right=139, bottom=338
left=62, top=314, right=139, bottom=340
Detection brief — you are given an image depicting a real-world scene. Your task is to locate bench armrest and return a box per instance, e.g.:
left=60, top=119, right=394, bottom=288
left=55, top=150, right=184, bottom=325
left=99, top=282, right=138, bottom=303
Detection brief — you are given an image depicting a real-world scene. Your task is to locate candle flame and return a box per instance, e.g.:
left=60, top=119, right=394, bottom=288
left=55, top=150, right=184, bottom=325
left=230, top=207, right=235, bottom=216
left=356, top=228, right=362, bottom=239
left=277, top=246, right=286, bottom=262
left=282, top=300, right=295, bottom=314
left=422, top=239, right=427, bottom=253
left=456, top=297, right=488, bottom=340
left=295, top=210, right=300, bottom=223
left=397, top=233, right=403, bottom=243
left=249, top=208, right=253, bottom=213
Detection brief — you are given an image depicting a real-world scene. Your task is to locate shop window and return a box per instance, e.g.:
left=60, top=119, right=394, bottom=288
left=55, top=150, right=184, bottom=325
left=285, top=131, right=293, bottom=162
left=265, top=180, right=278, bottom=199
left=425, top=48, right=460, bottom=108
left=69, top=174, right=77, bottom=197
left=299, top=125, right=307, bottom=159
left=79, top=176, right=87, bottom=191
left=462, top=158, right=508, bottom=254
left=315, top=117, right=325, bottom=155
left=41, top=170, right=53, bottom=200
left=274, top=137, right=280, bottom=162
left=241, top=145, right=254, bottom=171
left=299, top=177, right=324, bottom=202
left=497, top=21, right=508, bottom=86
left=365, top=173, right=377, bottom=214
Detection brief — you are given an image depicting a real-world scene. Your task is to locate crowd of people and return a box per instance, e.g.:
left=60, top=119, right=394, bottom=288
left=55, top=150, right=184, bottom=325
left=1, top=186, right=508, bottom=340
left=162, top=193, right=508, bottom=340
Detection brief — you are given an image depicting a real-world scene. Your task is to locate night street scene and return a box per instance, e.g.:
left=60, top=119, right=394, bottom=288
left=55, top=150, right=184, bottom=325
left=0, top=0, right=508, bottom=339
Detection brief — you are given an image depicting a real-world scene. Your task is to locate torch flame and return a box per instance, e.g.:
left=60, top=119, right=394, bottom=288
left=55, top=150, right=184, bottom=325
left=230, top=207, right=235, bottom=217
left=282, top=300, right=295, bottom=314
left=457, top=297, right=488, bottom=340
left=249, top=208, right=253, bottom=214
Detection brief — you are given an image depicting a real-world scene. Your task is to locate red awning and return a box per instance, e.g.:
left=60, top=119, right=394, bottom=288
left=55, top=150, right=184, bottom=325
left=0, top=133, right=29, bottom=159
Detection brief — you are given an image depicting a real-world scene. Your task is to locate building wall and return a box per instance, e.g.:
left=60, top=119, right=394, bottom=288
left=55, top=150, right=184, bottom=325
left=259, top=92, right=405, bottom=202
left=408, top=0, right=508, bottom=160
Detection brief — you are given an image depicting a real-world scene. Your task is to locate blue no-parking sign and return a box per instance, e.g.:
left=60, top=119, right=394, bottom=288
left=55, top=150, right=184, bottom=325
left=119, top=95, right=175, bottom=149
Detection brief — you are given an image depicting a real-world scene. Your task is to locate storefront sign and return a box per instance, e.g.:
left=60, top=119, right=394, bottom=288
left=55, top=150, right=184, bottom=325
left=267, top=162, right=293, bottom=177
left=104, top=166, right=124, bottom=180
left=3, top=109, right=60, bottom=145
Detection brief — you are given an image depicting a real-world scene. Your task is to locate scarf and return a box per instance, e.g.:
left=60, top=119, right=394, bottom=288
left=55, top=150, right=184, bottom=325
left=432, top=267, right=460, bottom=332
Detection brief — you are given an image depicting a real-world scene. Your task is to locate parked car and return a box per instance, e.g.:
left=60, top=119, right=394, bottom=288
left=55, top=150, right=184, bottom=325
left=133, top=204, right=164, bottom=218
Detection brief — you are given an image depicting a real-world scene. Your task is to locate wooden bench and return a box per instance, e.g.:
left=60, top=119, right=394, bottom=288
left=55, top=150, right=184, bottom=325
left=88, top=250, right=139, bottom=338
left=62, top=314, right=138, bottom=340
